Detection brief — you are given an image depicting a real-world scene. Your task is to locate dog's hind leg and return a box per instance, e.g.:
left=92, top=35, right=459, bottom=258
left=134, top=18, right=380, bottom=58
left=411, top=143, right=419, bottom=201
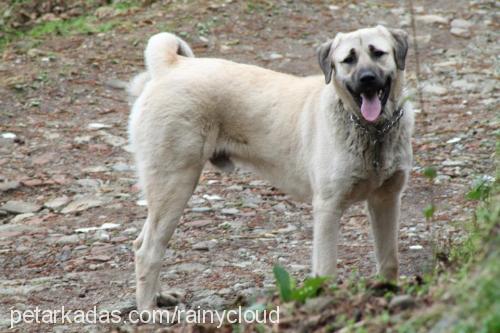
left=134, top=164, right=203, bottom=313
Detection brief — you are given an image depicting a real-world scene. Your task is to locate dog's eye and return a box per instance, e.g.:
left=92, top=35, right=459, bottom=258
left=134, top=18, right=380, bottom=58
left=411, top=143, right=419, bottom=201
left=373, top=50, right=386, bottom=58
left=342, top=55, right=355, bottom=64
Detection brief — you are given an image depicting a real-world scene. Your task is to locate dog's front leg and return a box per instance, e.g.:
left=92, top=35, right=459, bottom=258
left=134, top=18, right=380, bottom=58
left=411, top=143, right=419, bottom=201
left=366, top=171, right=407, bottom=281
left=312, top=196, right=345, bottom=277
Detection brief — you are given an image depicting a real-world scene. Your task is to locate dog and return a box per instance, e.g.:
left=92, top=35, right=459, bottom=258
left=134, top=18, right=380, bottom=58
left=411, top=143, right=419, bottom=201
left=128, top=25, right=413, bottom=314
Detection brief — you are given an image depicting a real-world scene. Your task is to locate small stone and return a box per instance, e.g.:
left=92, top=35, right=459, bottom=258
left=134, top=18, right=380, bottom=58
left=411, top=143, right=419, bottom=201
left=451, top=79, right=475, bottom=91
left=450, top=27, right=471, bottom=38
left=0, top=181, right=20, bottom=192
left=61, top=197, right=105, bottom=214
left=136, top=199, right=147, bottom=206
left=44, top=196, right=70, bottom=210
left=203, top=194, right=223, bottom=201
left=88, top=123, right=112, bottom=130
left=389, top=294, right=416, bottom=310
left=174, top=262, right=207, bottom=273
left=105, top=79, right=128, bottom=89
left=451, top=18, right=473, bottom=29
left=1, top=201, right=42, bottom=214
left=423, top=84, right=448, bottom=96
left=10, top=213, right=35, bottom=223
left=123, top=227, right=138, bottom=235
left=416, top=14, right=448, bottom=25
left=55, top=234, right=81, bottom=245
left=112, top=162, right=132, bottom=172
left=95, top=230, right=110, bottom=242
left=192, top=240, right=217, bottom=251
left=98, top=131, right=127, bottom=147
left=191, top=207, right=212, bottom=213
left=409, top=245, right=423, bottom=250
left=221, top=208, right=239, bottom=215
left=83, top=165, right=109, bottom=173
left=227, top=185, right=243, bottom=191
left=442, top=160, right=466, bottom=167
left=1, top=133, right=16, bottom=139
left=76, top=178, right=101, bottom=188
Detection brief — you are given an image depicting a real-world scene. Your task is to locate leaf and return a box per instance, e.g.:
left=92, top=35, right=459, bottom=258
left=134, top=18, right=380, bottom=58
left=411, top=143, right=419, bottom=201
left=291, top=276, right=329, bottom=303
left=422, top=166, right=437, bottom=180
left=423, top=204, right=436, bottom=220
left=466, top=176, right=493, bottom=201
left=273, top=265, right=293, bottom=302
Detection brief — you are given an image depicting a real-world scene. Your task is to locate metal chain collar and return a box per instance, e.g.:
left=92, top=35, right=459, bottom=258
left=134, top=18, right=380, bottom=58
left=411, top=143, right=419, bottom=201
left=349, top=107, right=405, bottom=143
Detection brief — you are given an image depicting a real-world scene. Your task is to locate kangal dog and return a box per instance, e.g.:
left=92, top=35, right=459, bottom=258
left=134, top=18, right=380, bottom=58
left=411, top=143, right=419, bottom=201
left=128, top=25, right=413, bottom=313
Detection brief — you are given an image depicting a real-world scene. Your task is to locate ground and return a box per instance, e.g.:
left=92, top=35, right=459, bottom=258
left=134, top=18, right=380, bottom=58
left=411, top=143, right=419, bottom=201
left=0, top=0, right=497, bottom=332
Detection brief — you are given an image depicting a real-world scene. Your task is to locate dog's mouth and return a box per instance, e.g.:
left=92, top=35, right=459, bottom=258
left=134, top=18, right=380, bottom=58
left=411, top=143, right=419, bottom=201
left=347, top=77, right=391, bottom=122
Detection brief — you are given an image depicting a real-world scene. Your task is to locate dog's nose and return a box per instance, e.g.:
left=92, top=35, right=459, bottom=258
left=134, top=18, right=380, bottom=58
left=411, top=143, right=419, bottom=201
left=359, top=71, right=376, bottom=83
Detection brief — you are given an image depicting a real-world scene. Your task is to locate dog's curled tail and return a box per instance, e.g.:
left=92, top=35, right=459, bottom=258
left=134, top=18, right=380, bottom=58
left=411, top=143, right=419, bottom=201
left=145, top=32, right=194, bottom=77
left=127, top=33, right=194, bottom=102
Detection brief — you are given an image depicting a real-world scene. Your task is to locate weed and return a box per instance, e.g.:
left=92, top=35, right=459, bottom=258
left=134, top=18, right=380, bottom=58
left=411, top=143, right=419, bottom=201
left=273, top=265, right=328, bottom=303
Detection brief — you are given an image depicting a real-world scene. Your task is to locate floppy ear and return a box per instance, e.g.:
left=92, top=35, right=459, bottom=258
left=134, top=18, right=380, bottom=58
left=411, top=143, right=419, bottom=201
left=317, top=40, right=334, bottom=84
left=389, top=28, right=409, bottom=70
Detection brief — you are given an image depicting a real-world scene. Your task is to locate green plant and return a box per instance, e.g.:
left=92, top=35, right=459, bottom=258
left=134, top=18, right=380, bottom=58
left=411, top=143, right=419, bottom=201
left=273, top=265, right=329, bottom=303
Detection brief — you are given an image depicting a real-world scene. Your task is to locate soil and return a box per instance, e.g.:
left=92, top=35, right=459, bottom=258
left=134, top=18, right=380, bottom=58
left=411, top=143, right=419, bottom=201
left=0, top=0, right=497, bottom=332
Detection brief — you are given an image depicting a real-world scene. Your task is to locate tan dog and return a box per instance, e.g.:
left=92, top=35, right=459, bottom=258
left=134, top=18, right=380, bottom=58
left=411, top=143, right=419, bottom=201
left=128, top=25, right=413, bottom=314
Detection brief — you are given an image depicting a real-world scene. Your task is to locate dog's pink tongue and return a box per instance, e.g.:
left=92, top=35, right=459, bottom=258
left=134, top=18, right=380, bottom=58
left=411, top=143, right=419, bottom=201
left=360, top=94, right=382, bottom=122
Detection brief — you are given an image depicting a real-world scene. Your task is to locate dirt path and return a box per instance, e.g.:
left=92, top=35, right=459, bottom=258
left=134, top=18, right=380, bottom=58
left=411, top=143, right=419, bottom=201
left=0, top=0, right=497, bottom=331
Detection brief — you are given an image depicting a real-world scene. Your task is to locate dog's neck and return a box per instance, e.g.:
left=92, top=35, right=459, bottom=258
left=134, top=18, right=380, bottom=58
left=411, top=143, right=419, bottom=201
left=336, top=99, right=407, bottom=171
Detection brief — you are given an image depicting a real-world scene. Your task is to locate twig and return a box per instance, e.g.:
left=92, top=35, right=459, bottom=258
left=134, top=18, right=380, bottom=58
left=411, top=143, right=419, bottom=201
left=408, top=0, right=426, bottom=117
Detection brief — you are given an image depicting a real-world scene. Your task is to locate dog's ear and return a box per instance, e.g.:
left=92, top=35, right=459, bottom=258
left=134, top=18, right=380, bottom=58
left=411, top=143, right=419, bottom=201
left=389, top=28, right=409, bottom=70
left=318, top=40, right=334, bottom=84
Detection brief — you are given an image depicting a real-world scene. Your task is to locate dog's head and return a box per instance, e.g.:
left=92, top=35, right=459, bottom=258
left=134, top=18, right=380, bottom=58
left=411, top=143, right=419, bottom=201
left=318, top=25, right=408, bottom=123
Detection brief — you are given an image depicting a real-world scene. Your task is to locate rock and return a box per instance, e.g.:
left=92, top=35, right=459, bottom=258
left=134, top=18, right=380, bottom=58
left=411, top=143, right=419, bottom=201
left=98, top=131, right=127, bottom=147
left=112, top=162, right=132, bottom=172
left=450, top=27, right=471, bottom=38
left=61, top=197, right=105, bottom=214
left=10, top=213, right=35, bottom=223
left=451, top=79, right=476, bottom=92
left=451, top=19, right=473, bottom=29
left=260, top=52, right=284, bottom=61
left=442, top=159, right=466, bottom=167
left=249, top=180, right=267, bottom=186
left=123, top=227, right=138, bottom=235
left=55, top=234, right=81, bottom=245
left=136, top=199, right=147, bottom=206
left=389, top=294, right=416, bottom=310
left=221, top=208, right=239, bottom=215
left=203, top=194, right=223, bottom=201
left=76, top=178, right=101, bottom=188
left=75, top=223, right=120, bottom=233
left=0, top=181, right=20, bottom=192
left=44, top=196, right=70, bottom=210
left=416, top=14, right=448, bottom=25
left=191, top=207, right=212, bottom=213
left=409, top=245, right=423, bottom=250
left=104, top=79, right=128, bottom=89
left=83, top=165, right=109, bottom=173
left=88, top=123, right=112, bottom=130
left=95, top=230, right=110, bottom=242
left=173, top=262, right=206, bottom=273
left=1, top=201, right=42, bottom=214
left=1, top=133, right=16, bottom=139
left=227, top=185, right=243, bottom=191
left=423, top=84, right=448, bottom=96
left=192, top=239, right=217, bottom=251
